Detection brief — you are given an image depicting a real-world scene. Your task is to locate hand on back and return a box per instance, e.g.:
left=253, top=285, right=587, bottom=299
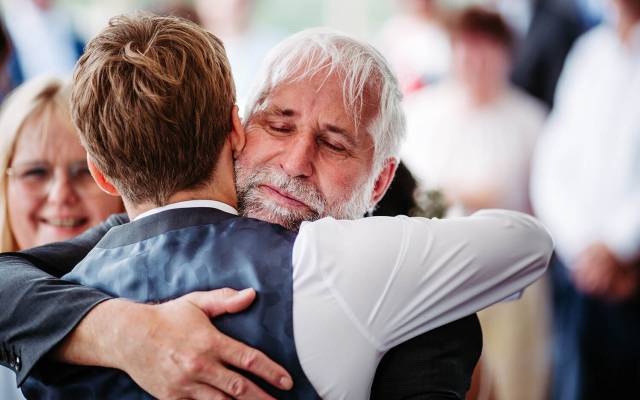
left=61, top=288, right=293, bottom=400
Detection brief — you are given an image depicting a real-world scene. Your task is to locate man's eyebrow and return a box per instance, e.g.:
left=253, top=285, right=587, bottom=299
left=265, top=105, right=296, bottom=117
left=322, top=123, right=356, bottom=145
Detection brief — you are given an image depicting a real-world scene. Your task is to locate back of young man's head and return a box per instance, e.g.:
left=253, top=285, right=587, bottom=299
left=72, top=14, right=235, bottom=206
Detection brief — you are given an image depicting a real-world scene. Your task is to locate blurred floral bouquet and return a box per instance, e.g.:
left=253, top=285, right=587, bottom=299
left=410, top=189, right=449, bottom=219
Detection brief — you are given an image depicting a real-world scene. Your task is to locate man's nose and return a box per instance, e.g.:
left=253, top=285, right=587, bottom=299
left=280, top=134, right=314, bottom=178
left=46, top=173, right=80, bottom=205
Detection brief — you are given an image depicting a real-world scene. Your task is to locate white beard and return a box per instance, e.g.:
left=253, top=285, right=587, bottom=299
left=234, top=162, right=375, bottom=230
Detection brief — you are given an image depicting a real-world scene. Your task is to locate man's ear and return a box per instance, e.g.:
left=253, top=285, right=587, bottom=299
left=87, top=155, right=120, bottom=197
left=230, top=105, right=246, bottom=159
left=370, top=158, right=398, bottom=206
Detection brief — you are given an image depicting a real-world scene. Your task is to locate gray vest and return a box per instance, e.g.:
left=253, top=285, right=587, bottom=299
left=22, top=207, right=320, bottom=399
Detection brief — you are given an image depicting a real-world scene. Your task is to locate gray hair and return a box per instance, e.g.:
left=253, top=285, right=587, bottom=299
left=244, top=28, right=406, bottom=174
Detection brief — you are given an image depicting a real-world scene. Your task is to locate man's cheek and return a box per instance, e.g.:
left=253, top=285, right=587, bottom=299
left=317, top=173, right=356, bottom=201
left=234, top=151, right=259, bottom=175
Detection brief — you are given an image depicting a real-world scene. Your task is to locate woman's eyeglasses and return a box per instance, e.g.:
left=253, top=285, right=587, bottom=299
left=7, top=160, right=103, bottom=196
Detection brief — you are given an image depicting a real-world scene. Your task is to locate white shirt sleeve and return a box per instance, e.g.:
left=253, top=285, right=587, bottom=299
left=292, top=209, right=553, bottom=351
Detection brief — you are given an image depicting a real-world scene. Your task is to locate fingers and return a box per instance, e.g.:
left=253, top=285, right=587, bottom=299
left=217, top=335, right=293, bottom=391
left=169, top=288, right=291, bottom=398
left=224, top=288, right=257, bottom=314
left=574, top=265, right=609, bottom=296
left=573, top=258, right=636, bottom=301
left=197, top=368, right=277, bottom=400
left=606, top=267, right=639, bottom=302
left=186, top=288, right=256, bottom=317
left=174, top=333, right=290, bottom=399
left=183, top=383, right=232, bottom=400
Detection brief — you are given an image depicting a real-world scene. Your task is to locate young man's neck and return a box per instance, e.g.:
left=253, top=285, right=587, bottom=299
left=124, top=187, right=237, bottom=220
left=120, top=131, right=242, bottom=220
left=124, top=161, right=239, bottom=220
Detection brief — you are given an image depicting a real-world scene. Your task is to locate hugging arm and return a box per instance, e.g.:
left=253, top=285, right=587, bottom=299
left=0, top=213, right=292, bottom=400
left=290, top=209, right=551, bottom=398
left=296, top=209, right=554, bottom=349
left=0, top=213, right=127, bottom=385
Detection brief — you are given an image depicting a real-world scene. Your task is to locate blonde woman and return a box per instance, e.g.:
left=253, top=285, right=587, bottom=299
left=0, top=76, right=123, bottom=399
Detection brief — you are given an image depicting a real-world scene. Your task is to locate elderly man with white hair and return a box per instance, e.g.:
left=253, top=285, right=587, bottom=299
left=0, top=26, right=551, bottom=400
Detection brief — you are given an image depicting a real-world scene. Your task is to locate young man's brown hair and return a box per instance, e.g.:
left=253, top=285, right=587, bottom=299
left=72, top=14, right=235, bottom=205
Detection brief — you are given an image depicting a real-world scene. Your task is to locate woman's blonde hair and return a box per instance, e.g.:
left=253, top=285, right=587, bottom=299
left=0, top=76, right=72, bottom=252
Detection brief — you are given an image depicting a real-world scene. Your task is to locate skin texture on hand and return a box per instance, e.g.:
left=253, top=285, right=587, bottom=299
left=572, top=243, right=639, bottom=302
left=54, top=288, right=293, bottom=400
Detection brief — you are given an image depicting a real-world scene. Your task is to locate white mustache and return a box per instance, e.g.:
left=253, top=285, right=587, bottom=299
left=237, top=166, right=327, bottom=214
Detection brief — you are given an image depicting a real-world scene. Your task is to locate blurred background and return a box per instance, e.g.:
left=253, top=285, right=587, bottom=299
left=0, top=0, right=606, bottom=106
left=1, top=1, right=638, bottom=400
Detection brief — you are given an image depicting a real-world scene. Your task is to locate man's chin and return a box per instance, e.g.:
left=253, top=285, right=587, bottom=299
left=243, top=208, right=308, bottom=231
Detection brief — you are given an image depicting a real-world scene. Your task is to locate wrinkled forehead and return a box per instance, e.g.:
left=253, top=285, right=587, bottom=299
left=254, top=70, right=380, bottom=137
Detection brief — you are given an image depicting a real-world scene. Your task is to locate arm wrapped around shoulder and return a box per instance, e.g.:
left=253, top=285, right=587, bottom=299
left=294, top=209, right=554, bottom=350
left=464, top=209, right=554, bottom=296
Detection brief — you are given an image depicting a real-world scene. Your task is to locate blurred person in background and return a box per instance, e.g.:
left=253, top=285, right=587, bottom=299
left=0, top=18, right=14, bottom=100
left=151, top=0, right=201, bottom=24
left=195, top=0, right=284, bottom=110
left=511, top=0, right=589, bottom=107
left=0, top=76, right=123, bottom=399
left=401, top=8, right=549, bottom=400
left=377, top=0, right=451, bottom=94
left=575, top=0, right=608, bottom=27
left=402, top=7, right=546, bottom=213
left=531, top=0, right=640, bottom=399
left=495, top=0, right=535, bottom=38
left=0, top=0, right=83, bottom=83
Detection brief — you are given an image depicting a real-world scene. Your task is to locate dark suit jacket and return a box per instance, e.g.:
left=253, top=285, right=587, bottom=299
left=511, top=0, right=586, bottom=108
left=0, top=213, right=482, bottom=399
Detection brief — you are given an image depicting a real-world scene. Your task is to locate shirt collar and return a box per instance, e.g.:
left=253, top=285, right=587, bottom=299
left=134, top=200, right=238, bottom=221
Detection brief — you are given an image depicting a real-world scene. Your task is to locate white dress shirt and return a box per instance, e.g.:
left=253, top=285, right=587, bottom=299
left=133, top=200, right=238, bottom=220
left=531, top=23, right=640, bottom=265
left=137, top=200, right=552, bottom=399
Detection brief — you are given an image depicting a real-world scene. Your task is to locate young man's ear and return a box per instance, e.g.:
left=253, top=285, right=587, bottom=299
left=87, top=155, right=120, bottom=197
left=230, top=105, right=246, bottom=159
